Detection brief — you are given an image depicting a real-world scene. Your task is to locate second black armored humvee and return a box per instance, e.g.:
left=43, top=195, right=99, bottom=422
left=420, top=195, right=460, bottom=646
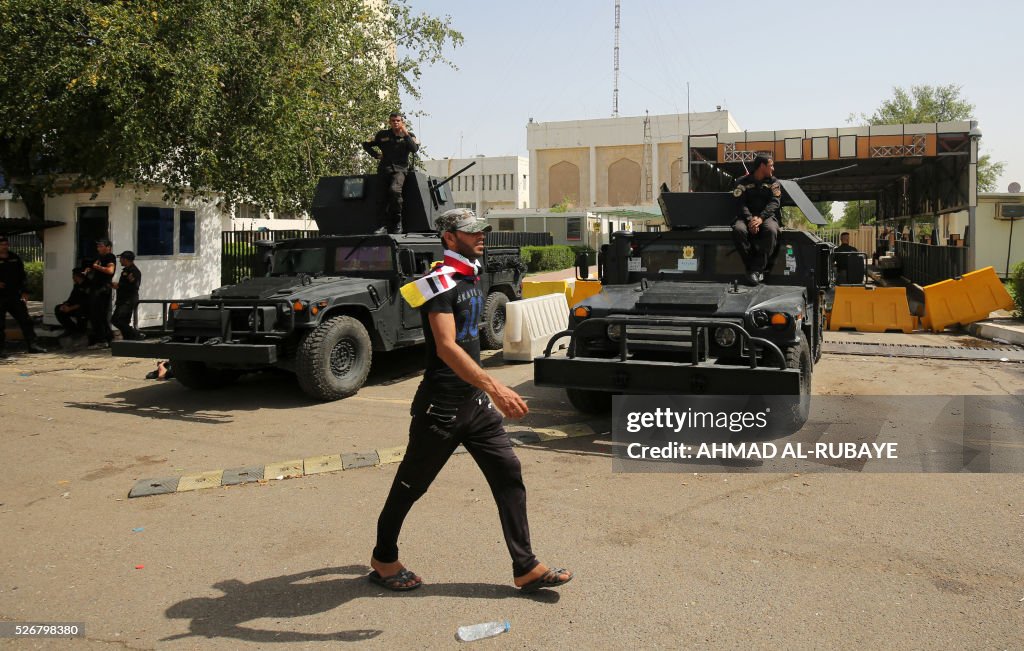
left=112, top=168, right=524, bottom=401
left=533, top=180, right=833, bottom=424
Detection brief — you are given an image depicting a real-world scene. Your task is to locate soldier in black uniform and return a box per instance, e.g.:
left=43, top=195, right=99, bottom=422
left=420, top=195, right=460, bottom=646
left=733, top=155, right=782, bottom=285
left=86, top=239, right=117, bottom=349
left=362, top=112, right=420, bottom=235
left=368, top=208, right=573, bottom=594
left=0, top=235, right=45, bottom=357
left=111, top=250, right=144, bottom=341
left=55, top=268, right=92, bottom=338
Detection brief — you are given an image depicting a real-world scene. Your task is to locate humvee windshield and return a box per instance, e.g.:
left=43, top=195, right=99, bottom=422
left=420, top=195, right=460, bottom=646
left=334, top=244, right=393, bottom=272
left=273, top=248, right=326, bottom=275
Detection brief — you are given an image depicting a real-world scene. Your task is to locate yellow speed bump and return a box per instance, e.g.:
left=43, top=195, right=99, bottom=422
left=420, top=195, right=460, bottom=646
left=303, top=454, right=343, bottom=475
left=177, top=470, right=224, bottom=492
left=264, top=460, right=304, bottom=480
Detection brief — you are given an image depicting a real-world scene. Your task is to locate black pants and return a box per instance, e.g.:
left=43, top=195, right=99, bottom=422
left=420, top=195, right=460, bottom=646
left=56, top=306, right=89, bottom=334
left=373, top=386, right=539, bottom=577
left=89, top=289, right=113, bottom=343
left=732, top=219, right=780, bottom=272
left=379, top=163, right=407, bottom=230
left=112, top=300, right=139, bottom=340
left=0, top=296, right=36, bottom=351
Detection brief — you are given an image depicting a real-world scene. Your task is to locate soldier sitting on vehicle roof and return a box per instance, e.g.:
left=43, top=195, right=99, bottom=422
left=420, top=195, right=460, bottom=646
left=732, top=155, right=782, bottom=286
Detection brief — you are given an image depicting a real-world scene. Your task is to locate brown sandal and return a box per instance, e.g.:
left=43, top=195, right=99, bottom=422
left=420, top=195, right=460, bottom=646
left=368, top=568, right=422, bottom=591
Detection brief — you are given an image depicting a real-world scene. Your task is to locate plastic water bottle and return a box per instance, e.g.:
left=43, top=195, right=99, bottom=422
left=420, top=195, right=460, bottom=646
left=456, top=620, right=510, bottom=642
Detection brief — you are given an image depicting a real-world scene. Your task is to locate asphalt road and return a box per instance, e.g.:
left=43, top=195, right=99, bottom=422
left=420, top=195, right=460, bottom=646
left=1, top=335, right=1022, bottom=649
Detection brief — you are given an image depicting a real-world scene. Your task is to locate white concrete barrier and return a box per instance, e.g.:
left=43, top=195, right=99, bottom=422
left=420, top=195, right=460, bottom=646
left=502, top=293, right=570, bottom=362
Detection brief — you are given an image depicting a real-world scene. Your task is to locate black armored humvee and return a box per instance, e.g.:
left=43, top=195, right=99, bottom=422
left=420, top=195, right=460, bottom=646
left=112, top=168, right=523, bottom=401
left=533, top=180, right=832, bottom=422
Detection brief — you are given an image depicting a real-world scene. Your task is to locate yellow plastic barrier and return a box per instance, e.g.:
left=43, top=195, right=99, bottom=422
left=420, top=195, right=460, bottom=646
left=922, top=266, right=1015, bottom=332
left=570, top=279, right=603, bottom=307
left=829, top=286, right=917, bottom=333
left=522, top=280, right=574, bottom=305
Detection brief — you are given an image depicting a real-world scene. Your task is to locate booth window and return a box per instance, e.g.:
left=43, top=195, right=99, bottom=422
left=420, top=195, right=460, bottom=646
left=137, top=206, right=198, bottom=256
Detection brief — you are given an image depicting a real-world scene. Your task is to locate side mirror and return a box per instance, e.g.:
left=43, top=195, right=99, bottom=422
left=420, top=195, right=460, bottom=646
left=398, top=249, right=416, bottom=276
left=575, top=251, right=589, bottom=280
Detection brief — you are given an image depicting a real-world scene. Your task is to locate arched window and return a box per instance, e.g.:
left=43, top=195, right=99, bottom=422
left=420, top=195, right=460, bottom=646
left=608, top=158, right=641, bottom=205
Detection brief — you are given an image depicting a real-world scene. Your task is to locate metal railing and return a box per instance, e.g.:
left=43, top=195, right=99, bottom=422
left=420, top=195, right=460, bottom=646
left=7, top=232, right=43, bottom=262
left=895, top=241, right=968, bottom=286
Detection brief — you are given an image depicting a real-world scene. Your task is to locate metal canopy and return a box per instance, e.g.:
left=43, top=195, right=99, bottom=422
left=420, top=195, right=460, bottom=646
left=0, top=218, right=66, bottom=236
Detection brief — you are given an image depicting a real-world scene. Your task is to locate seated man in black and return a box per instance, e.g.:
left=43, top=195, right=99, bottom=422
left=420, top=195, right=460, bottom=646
left=732, top=155, right=781, bottom=285
left=833, top=232, right=859, bottom=284
left=55, top=268, right=91, bottom=338
left=362, top=112, right=420, bottom=235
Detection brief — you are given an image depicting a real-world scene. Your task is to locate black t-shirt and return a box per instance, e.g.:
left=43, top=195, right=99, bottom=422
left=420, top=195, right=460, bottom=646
left=0, top=251, right=26, bottom=298
left=64, top=284, right=90, bottom=309
left=91, top=253, right=117, bottom=290
left=421, top=275, right=483, bottom=398
left=115, top=264, right=142, bottom=304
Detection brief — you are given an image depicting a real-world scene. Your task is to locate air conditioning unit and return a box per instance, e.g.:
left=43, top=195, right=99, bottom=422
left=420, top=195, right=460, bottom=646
left=994, top=203, right=1024, bottom=220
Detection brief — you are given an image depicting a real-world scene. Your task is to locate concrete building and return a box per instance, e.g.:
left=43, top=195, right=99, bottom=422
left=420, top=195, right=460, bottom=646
left=422, top=156, right=530, bottom=215
left=41, top=183, right=222, bottom=328
left=943, top=192, right=1024, bottom=279
left=526, top=110, right=741, bottom=209
left=485, top=209, right=655, bottom=249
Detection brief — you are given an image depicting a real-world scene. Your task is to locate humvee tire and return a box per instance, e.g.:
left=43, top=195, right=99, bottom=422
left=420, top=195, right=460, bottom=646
left=296, top=315, right=372, bottom=401
left=566, top=388, right=613, bottom=414
left=172, top=360, right=239, bottom=390
left=784, top=332, right=812, bottom=427
left=481, top=291, right=509, bottom=350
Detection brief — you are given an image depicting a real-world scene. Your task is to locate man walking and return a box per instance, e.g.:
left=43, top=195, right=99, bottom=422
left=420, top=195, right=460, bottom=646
left=111, top=250, right=144, bottom=341
left=362, top=112, right=420, bottom=235
left=0, top=235, right=45, bottom=357
left=369, top=208, right=573, bottom=593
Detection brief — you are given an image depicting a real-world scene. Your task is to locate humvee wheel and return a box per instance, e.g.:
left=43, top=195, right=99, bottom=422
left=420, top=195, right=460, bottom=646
left=481, top=291, right=509, bottom=350
left=296, top=315, right=372, bottom=401
left=783, top=332, right=812, bottom=428
left=566, top=388, right=613, bottom=414
left=172, top=360, right=239, bottom=390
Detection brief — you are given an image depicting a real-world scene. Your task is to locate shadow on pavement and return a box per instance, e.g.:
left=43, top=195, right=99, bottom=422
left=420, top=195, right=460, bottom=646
left=161, top=564, right=558, bottom=643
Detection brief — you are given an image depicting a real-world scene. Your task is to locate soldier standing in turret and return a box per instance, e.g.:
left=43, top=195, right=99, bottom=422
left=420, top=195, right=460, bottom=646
left=733, top=155, right=782, bottom=286
left=362, top=112, right=420, bottom=235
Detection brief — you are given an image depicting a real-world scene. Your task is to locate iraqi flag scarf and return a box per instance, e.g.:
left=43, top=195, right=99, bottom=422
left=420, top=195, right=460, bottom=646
left=400, top=250, right=480, bottom=308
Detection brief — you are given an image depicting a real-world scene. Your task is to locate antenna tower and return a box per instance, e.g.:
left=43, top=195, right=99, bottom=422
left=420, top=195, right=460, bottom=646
left=612, top=0, right=620, bottom=117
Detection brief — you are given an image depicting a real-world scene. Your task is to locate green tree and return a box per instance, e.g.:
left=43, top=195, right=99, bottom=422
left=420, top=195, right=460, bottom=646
left=839, top=200, right=877, bottom=229
left=0, top=0, right=462, bottom=222
left=848, top=84, right=1005, bottom=192
left=781, top=201, right=832, bottom=229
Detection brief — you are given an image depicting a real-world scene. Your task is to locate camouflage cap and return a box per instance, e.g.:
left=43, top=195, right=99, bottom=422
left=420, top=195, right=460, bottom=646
left=435, top=208, right=492, bottom=235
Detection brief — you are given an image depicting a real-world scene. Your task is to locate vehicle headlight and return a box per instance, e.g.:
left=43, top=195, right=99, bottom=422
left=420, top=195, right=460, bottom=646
left=607, top=324, right=623, bottom=341
left=750, top=310, right=770, bottom=328
left=714, top=327, right=736, bottom=347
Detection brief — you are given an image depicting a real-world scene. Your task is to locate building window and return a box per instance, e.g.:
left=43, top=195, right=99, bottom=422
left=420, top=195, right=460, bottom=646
left=498, top=218, right=514, bottom=231
left=502, top=174, right=507, bottom=190
left=180, top=211, right=196, bottom=253
left=471, top=176, right=475, bottom=191
left=137, top=206, right=198, bottom=257
left=566, top=217, right=582, bottom=241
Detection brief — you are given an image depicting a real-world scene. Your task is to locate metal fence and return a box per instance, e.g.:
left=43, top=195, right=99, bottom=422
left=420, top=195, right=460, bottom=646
left=8, top=232, right=43, bottom=263
left=895, top=241, right=968, bottom=286
left=486, top=231, right=553, bottom=247
left=221, top=230, right=319, bottom=285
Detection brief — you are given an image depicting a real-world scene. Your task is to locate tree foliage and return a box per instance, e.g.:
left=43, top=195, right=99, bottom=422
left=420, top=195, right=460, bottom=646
left=838, top=200, right=877, bottom=229
left=0, top=0, right=462, bottom=220
left=848, top=84, right=1004, bottom=192
left=781, top=201, right=832, bottom=230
